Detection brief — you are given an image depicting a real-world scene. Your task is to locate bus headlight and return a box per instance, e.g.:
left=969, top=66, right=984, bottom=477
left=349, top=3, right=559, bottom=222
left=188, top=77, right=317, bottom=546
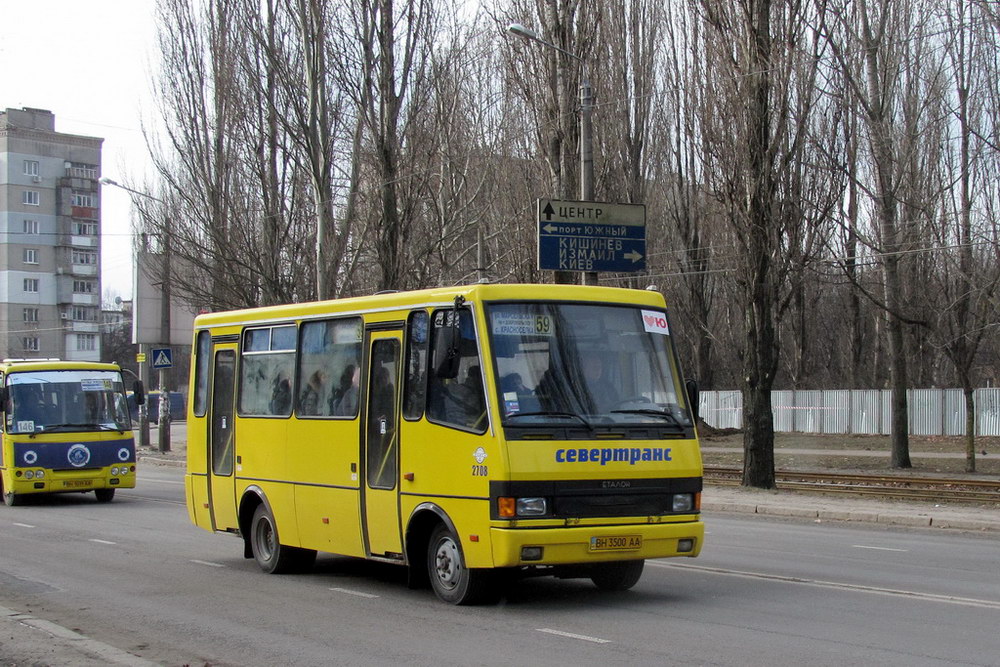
left=35, top=470, right=44, bottom=479
left=111, top=467, right=120, bottom=476
left=672, top=493, right=694, bottom=512
left=516, top=497, right=548, bottom=517
left=119, top=467, right=128, bottom=476
left=25, top=470, right=34, bottom=479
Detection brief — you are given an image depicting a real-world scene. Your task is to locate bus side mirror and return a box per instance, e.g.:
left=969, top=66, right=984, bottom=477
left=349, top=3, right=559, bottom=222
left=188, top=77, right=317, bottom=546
left=0, top=387, right=7, bottom=409
left=133, top=381, right=146, bottom=406
left=685, top=378, right=699, bottom=423
left=433, top=327, right=461, bottom=379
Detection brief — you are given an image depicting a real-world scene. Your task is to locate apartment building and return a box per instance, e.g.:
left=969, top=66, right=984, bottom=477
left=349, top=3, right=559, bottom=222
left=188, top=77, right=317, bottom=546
left=0, top=107, right=103, bottom=361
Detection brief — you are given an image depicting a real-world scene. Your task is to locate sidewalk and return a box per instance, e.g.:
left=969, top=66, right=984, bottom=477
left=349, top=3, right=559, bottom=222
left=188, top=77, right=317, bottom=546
left=137, top=424, right=1000, bottom=533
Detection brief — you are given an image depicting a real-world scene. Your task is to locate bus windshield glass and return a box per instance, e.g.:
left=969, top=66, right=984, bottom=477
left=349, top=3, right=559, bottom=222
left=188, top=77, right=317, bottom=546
left=487, top=302, right=692, bottom=428
left=5, top=370, right=131, bottom=434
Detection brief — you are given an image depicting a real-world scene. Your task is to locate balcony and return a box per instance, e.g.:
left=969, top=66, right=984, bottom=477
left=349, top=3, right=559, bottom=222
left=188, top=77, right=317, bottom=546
left=70, top=321, right=100, bottom=334
left=71, top=264, right=98, bottom=277
left=71, top=206, right=98, bottom=220
left=70, top=234, right=98, bottom=248
left=71, top=293, right=99, bottom=306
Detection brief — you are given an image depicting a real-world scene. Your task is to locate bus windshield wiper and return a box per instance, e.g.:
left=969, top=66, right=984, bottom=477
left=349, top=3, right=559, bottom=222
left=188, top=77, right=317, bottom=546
left=505, top=411, right=593, bottom=429
left=610, top=409, right=684, bottom=427
left=45, top=422, right=124, bottom=434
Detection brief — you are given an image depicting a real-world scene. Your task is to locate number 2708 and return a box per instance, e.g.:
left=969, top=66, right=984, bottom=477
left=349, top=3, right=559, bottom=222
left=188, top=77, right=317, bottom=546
left=471, top=465, right=488, bottom=476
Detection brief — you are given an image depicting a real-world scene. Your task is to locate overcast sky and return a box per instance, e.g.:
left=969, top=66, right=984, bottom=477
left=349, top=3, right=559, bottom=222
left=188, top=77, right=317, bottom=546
left=1, top=0, right=160, bottom=302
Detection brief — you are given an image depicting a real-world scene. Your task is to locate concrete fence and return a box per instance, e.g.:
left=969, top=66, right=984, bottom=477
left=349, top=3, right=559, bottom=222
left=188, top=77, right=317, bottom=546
left=699, top=388, right=1000, bottom=436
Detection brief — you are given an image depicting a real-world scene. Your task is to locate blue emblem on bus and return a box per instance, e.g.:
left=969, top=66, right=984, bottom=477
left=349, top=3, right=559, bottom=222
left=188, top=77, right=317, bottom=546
left=118, top=447, right=131, bottom=461
left=23, top=450, right=38, bottom=465
left=67, top=444, right=92, bottom=468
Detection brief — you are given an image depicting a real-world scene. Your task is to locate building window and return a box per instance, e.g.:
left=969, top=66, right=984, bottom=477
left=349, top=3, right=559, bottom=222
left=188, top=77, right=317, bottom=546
left=23, top=248, right=39, bottom=265
left=23, top=337, right=40, bottom=352
left=69, top=162, right=98, bottom=179
left=77, top=334, right=97, bottom=351
left=71, top=191, right=95, bottom=207
left=23, top=219, right=39, bottom=235
left=71, top=306, right=93, bottom=321
left=73, top=280, right=95, bottom=293
left=73, top=221, right=98, bottom=236
left=24, top=160, right=39, bottom=176
left=23, top=278, right=39, bottom=293
left=23, top=308, right=39, bottom=323
left=72, top=250, right=97, bottom=265
left=23, top=190, right=39, bottom=206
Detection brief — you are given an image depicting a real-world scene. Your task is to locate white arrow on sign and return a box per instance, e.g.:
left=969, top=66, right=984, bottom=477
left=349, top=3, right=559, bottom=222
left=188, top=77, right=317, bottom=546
left=624, top=250, right=643, bottom=263
left=542, top=223, right=558, bottom=233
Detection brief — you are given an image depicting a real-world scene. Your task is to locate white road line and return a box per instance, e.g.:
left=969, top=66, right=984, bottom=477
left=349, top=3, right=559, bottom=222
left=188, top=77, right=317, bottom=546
left=89, top=539, right=117, bottom=545
left=653, top=561, right=1000, bottom=610
left=329, top=587, right=379, bottom=599
left=13, top=522, right=35, bottom=528
left=190, top=559, right=225, bottom=568
left=135, top=478, right=184, bottom=485
left=852, top=544, right=909, bottom=552
left=537, top=628, right=612, bottom=644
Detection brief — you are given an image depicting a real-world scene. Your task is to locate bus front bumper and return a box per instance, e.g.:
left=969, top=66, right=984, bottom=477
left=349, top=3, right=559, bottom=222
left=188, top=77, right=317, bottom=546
left=4, top=470, right=136, bottom=496
left=489, top=518, right=704, bottom=567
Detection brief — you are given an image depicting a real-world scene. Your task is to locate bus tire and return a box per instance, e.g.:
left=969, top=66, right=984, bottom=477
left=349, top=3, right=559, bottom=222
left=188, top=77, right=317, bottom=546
left=3, top=489, right=21, bottom=507
left=95, top=488, right=116, bottom=503
left=590, top=559, right=644, bottom=591
left=250, top=504, right=316, bottom=574
left=427, top=524, right=498, bottom=605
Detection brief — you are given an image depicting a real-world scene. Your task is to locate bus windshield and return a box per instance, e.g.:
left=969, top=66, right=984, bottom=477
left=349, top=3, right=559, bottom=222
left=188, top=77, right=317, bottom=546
left=5, top=370, right=131, bottom=435
left=487, top=302, right=693, bottom=429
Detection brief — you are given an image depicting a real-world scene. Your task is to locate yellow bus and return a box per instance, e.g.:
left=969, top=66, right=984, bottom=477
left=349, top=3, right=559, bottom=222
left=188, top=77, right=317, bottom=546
left=185, top=284, right=703, bottom=604
left=0, top=359, right=140, bottom=506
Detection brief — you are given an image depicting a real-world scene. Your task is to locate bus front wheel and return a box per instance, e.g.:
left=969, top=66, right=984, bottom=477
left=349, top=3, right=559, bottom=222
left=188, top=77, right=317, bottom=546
left=590, top=559, right=644, bottom=591
left=95, top=488, right=115, bottom=503
left=427, top=524, right=498, bottom=605
left=249, top=504, right=316, bottom=574
left=3, top=489, right=20, bottom=507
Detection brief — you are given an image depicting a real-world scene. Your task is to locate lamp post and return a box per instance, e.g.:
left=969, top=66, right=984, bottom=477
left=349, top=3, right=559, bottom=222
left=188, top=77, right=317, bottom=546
left=99, top=177, right=170, bottom=452
left=508, top=23, right=598, bottom=286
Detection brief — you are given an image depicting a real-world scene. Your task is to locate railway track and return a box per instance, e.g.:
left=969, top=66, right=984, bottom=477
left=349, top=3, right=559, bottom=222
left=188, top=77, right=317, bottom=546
left=703, top=466, right=1000, bottom=504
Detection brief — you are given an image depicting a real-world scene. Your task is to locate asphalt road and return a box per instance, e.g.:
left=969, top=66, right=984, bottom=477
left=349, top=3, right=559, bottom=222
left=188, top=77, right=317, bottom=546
left=1, top=465, right=998, bottom=666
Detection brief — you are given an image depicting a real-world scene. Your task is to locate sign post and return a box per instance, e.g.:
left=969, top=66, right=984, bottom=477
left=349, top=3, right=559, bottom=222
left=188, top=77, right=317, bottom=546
left=151, top=347, right=173, bottom=453
left=536, top=198, right=646, bottom=274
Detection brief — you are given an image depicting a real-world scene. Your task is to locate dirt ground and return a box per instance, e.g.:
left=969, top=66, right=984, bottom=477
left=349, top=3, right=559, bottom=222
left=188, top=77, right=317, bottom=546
left=699, top=425, right=1000, bottom=477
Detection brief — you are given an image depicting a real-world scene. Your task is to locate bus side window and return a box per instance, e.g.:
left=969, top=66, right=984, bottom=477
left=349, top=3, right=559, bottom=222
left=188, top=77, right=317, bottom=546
left=403, top=310, right=429, bottom=420
left=426, top=309, right=487, bottom=433
left=193, top=330, right=211, bottom=417
left=298, top=318, right=362, bottom=419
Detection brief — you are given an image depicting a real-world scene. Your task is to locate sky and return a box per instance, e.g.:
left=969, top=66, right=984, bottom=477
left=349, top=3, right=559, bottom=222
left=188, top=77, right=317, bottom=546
left=1, top=0, right=160, bottom=302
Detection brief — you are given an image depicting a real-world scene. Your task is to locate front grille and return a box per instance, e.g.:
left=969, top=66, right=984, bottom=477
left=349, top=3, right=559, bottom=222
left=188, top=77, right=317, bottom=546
left=553, top=493, right=671, bottom=518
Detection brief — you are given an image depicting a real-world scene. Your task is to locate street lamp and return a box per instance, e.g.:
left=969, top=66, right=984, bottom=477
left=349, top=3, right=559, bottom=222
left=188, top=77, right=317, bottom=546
left=508, top=23, right=597, bottom=285
left=99, top=177, right=171, bottom=453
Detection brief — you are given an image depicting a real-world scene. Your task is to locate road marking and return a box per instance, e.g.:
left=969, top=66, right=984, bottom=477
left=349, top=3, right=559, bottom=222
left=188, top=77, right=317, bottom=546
left=135, top=478, right=184, bottom=485
left=329, top=587, right=379, bottom=599
left=852, top=544, right=908, bottom=552
left=536, top=628, right=612, bottom=644
left=89, top=539, right=117, bottom=545
left=13, top=522, right=35, bottom=528
left=654, top=561, right=1000, bottom=610
left=191, top=559, right=225, bottom=568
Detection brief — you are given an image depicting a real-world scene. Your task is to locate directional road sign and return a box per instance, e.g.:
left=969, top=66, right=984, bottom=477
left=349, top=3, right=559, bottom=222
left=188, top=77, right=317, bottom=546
left=151, top=347, right=173, bottom=369
left=536, top=198, right=646, bottom=273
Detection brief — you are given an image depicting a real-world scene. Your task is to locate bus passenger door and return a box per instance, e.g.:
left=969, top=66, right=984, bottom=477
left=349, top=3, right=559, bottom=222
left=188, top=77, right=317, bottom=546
left=209, top=347, right=239, bottom=532
left=362, top=331, right=403, bottom=559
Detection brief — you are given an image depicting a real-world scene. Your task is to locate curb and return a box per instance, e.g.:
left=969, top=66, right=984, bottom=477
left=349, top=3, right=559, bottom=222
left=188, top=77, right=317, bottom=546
left=702, top=500, right=1000, bottom=532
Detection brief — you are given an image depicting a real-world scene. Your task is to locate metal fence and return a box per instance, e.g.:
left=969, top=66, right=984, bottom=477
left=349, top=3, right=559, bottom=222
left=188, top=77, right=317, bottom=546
left=699, top=388, right=1000, bottom=436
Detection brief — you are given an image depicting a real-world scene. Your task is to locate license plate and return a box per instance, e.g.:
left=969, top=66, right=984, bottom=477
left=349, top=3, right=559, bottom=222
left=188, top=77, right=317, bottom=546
left=63, top=480, right=93, bottom=488
left=589, top=535, right=642, bottom=552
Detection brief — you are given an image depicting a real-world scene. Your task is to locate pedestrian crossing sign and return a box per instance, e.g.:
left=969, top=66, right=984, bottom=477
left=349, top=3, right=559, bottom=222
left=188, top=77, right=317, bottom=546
left=151, top=347, right=173, bottom=369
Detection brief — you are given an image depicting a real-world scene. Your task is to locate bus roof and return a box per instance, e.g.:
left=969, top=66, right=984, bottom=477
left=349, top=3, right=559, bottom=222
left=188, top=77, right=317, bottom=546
left=0, top=359, right=124, bottom=374
left=193, top=283, right=669, bottom=330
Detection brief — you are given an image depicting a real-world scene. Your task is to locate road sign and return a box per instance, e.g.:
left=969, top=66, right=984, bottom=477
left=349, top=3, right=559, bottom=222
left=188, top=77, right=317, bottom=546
left=136, top=353, right=146, bottom=363
left=151, top=348, right=173, bottom=369
left=536, top=198, right=646, bottom=273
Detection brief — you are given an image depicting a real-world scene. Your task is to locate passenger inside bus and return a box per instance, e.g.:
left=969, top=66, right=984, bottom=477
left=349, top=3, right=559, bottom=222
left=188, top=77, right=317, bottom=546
left=332, top=365, right=360, bottom=416
left=583, top=356, right=620, bottom=413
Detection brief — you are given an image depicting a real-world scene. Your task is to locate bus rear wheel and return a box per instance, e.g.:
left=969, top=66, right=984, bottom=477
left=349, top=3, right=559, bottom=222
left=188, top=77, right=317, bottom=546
left=590, top=559, right=644, bottom=591
left=95, top=488, right=115, bottom=503
left=427, top=524, right=498, bottom=605
left=250, top=504, right=316, bottom=574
